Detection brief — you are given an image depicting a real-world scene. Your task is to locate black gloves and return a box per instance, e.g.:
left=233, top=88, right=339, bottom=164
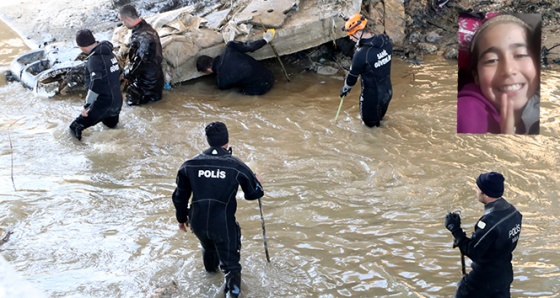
left=340, top=85, right=352, bottom=97
left=446, top=212, right=467, bottom=247
left=445, top=212, right=461, bottom=231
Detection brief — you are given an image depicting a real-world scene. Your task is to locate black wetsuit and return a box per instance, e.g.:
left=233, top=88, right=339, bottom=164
left=344, top=34, right=393, bottom=127
left=172, top=146, right=264, bottom=292
left=72, top=41, right=122, bottom=129
left=212, top=40, right=274, bottom=95
left=125, top=19, right=164, bottom=105
left=454, top=198, right=522, bottom=297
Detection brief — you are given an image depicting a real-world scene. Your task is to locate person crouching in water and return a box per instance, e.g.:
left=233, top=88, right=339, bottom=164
left=339, top=14, right=393, bottom=127
left=172, top=122, right=264, bottom=297
left=196, top=29, right=276, bottom=95
left=69, top=29, right=122, bottom=141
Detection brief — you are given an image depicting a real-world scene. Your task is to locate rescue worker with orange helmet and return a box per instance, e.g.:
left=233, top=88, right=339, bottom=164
left=340, top=14, right=393, bottom=127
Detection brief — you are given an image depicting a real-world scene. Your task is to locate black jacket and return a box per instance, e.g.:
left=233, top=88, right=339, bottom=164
left=85, top=41, right=122, bottom=115
left=172, top=147, right=264, bottom=233
left=126, top=19, right=164, bottom=101
left=212, top=40, right=274, bottom=95
left=457, top=198, right=522, bottom=288
left=345, top=34, right=393, bottom=103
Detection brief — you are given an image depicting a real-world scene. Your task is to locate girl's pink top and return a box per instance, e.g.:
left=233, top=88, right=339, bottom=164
left=457, top=83, right=501, bottom=134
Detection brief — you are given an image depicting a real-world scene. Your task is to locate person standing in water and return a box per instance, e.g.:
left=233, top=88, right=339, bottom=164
left=339, top=13, right=393, bottom=127
left=172, top=122, right=264, bottom=298
left=118, top=4, right=164, bottom=105
left=69, top=29, right=122, bottom=141
left=445, top=172, right=522, bottom=297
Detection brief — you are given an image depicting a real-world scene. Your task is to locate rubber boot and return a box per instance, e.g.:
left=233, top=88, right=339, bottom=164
left=69, top=121, right=84, bottom=141
left=126, top=83, right=144, bottom=106
left=224, top=271, right=241, bottom=298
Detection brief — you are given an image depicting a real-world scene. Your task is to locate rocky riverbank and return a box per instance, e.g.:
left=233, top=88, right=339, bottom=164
left=0, top=0, right=559, bottom=79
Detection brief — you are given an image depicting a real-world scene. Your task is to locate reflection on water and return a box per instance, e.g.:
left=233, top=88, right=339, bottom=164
left=1, top=19, right=560, bottom=297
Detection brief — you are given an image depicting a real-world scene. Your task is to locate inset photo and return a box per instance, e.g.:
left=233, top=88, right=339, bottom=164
left=457, top=12, right=541, bottom=134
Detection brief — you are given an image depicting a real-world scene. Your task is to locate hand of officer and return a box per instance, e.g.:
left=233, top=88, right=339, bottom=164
left=340, top=85, right=352, bottom=98
left=263, top=29, right=276, bottom=43
left=445, top=212, right=461, bottom=232
left=178, top=222, right=188, bottom=232
left=446, top=212, right=467, bottom=247
left=123, top=67, right=133, bottom=81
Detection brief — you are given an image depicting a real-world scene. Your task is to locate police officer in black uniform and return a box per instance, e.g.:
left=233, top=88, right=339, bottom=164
left=69, top=29, right=122, bottom=141
left=339, top=14, right=393, bottom=127
left=172, top=122, right=264, bottom=298
left=196, top=29, right=276, bottom=95
left=445, top=172, right=522, bottom=297
left=118, top=4, right=164, bottom=105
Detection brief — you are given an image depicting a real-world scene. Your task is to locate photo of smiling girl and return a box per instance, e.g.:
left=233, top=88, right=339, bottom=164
left=457, top=13, right=541, bottom=134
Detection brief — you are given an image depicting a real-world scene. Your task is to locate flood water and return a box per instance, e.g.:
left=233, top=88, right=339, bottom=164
left=1, top=19, right=560, bottom=298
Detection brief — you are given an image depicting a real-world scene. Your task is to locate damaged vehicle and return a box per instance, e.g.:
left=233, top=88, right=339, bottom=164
left=4, top=45, right=87, bottom=97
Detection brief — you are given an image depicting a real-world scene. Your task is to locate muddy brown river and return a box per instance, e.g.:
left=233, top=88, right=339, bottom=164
left=1, top=19, right=560, bottom=297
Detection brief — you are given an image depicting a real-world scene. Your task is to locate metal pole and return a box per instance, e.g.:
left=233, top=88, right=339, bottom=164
left=461, top=253, right=466, bottom=275
left=334, top=95, right=345, bottom=121
left=258, top=197, right=271, bottom=262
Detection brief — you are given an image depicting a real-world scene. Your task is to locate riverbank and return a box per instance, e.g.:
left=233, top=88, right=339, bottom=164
left=0, top=0, right=116, bottom=49
left=1, top=0, right=559, bottom=73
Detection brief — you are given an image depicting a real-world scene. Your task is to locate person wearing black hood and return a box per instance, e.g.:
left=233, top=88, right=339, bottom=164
left=172, top=122, right=264, bottom=298
left=445, top=172, right=523, bottom=297
left=339, top=14, right=393, bottom=127
left=118, top=4, right=164, bottom=105
left=69, top=29, right=122, bottom=141
left=196, top=29, right=276, bottom=95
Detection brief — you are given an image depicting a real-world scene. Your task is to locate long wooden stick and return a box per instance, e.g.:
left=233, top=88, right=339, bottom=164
left=8, top=130, right=16, bottom=191
left=257, top=197, right=270, bottom=262
left=8, top=117, right=25, bottom=191
left=268, top=41, right=290, bottom=82
left=258, top=20, right=290, bottom=82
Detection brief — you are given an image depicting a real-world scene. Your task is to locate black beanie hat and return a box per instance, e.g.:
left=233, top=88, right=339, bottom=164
left=476, top=172, right=505, bottom=198
left=76, top=29, right=96, bottom=47
left=205, top=122, right=229, bottom=147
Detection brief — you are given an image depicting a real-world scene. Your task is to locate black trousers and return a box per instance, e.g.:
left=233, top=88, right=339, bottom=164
left=192, top=221, right=242, bottom=274
left=73, top=107, right=119, bottom=129
left=455, top=275, right=511, bottom=298
left=359, top=88, right=392, bottom=127
left=126, top=81, right=163, bottom=105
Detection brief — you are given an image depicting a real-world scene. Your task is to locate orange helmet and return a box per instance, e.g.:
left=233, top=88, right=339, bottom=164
left=343, top=14, right=367, bottom=35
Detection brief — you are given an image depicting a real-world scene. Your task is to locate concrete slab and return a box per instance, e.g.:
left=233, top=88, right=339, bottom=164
left=112, top=0, right=361, bottom=84
left=204, top=8, right=231, bottom=30
left=235, top=0, right=299, bottom=28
